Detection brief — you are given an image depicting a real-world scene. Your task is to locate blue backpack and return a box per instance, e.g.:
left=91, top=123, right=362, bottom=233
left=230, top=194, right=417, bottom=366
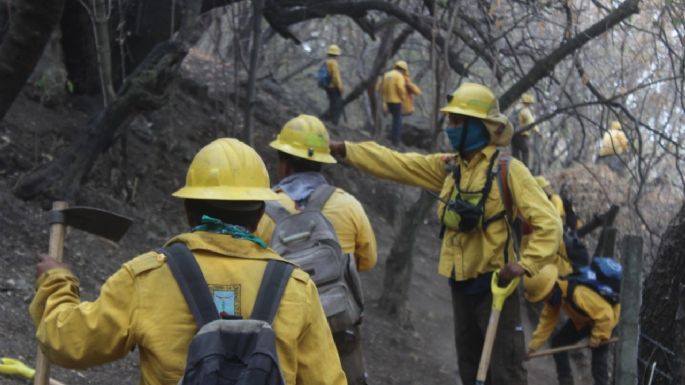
left=317, top=62, right=331, bottom=88
left=566, top=256, right=622, bottom=304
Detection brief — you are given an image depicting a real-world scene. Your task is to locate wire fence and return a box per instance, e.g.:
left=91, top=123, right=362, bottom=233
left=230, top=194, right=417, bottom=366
left=638, top=332, right=677, bottom=385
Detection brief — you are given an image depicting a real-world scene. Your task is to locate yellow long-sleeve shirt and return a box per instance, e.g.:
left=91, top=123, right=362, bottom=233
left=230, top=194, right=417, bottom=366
left=528, top=280, right=621, bottom=350
left=344, top=141, right=562, bottom=280
left=29, top=232, right=346, bottom=385
left=599, top=128, right=629, bottom=156
left=518, top=106, right=540, bottom=136
left=256, top=187, right=378, bottom=272
left=326, top=58, right=343, bottom=93
left=380, top=69, right=407, bottom=104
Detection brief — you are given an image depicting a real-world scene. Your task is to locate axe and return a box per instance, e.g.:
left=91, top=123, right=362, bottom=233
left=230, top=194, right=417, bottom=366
left=33, top=201, right=133, bottom=385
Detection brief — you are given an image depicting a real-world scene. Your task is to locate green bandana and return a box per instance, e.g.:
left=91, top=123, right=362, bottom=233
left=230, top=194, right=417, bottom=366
left=192, top=215, right=268, bottom=249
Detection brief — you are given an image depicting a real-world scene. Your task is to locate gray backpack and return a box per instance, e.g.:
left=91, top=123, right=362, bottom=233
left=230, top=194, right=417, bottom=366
left=160, top=243, right=292, bottom=385
left=266, top=184, right=364, bottom=332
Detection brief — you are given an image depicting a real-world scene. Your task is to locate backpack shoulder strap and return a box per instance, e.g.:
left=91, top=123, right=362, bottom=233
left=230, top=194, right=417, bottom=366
left=265, top=200, right=292, bottom=223
left=160, top=243, right=219, bottom=328
left=496, top=155, right=514, bottom=217
left=304, top=184, right=336, bottom=212
left=251, top=260, right=294, bottom=324
left=564, top=278, right=590, bottom=318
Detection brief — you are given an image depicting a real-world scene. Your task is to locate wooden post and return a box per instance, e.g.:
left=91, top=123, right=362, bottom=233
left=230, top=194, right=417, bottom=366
left=616, top=235, right=642, bottom=385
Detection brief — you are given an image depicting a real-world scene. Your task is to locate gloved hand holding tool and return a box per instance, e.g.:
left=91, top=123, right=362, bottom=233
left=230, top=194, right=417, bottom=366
left=1, top=357, right=66, bottom=385
left=526, top=337, right=619, bottom=359
left=32, top=202, right=132, bottom=385
left=475, top=269, right=521, bottom=385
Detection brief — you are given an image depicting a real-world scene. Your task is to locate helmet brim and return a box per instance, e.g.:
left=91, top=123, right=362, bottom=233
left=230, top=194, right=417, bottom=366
left=270, top=140, right=337, bottom=164
left=172, top=186, right=280, bottom=201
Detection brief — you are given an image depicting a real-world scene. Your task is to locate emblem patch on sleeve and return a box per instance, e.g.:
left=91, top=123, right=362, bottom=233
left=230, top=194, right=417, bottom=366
left=210, top=284, right=241, bottom=317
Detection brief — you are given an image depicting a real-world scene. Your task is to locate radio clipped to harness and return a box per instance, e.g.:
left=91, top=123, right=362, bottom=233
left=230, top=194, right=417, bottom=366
left=441, top=190, right=485, bottom=232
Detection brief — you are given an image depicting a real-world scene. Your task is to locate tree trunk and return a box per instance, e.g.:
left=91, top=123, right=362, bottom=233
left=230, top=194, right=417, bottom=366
left=92, top=0, right=115, bottom=105
left=243, top=0, right=264, bottom=146
left=0, top=0, right=66, bottom=121
left=640, top=203, right=685, bottom=385
left=377, top=190, right=434, bottom=326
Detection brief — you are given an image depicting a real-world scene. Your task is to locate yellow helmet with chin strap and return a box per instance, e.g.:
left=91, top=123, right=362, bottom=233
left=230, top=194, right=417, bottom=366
left=327, top=44, right=341, bottom=56
left=440, top=82, right=513, bottom=146
left=270, top=114, right=337, bottom=164
left=524, top=264, right=559, bottom=303
left=172, top=138, right=279, bottom=201
left=394, top=60, right=408, bottom=72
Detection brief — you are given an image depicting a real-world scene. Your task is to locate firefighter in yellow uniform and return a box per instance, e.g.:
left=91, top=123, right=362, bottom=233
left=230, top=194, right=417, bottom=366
left=511, top=93, right=539, bottom=167
left=324, top=44, right=344, bottom=125
left=256, top=114, right=377, bottom=385
left=598, top=120, right=629, bottom=175
left=29, top=139, right=347, bottom=385
left=330, top=83, right=562, bottom=385
left=524, top=265, right=620, bottom=385
left=380, top=60, right=412, bottom=145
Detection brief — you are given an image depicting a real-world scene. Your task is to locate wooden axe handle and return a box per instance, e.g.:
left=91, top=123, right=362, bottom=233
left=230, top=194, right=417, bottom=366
left=34, top=201, right=68, bottom=385
left=475, top=308, right=501, bottom=385
left=528, top=337, right=619, bottom=359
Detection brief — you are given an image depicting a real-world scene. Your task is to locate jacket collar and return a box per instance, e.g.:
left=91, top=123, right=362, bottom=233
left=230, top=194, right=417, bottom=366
left=166, top=231, right=284, bottom=262
left=456, top=144, right=498, bottom=169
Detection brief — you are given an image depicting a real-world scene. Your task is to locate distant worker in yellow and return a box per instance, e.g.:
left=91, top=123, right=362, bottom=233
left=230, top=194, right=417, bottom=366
left=330, top=82, right=562, bottom=385
left=318, top=44, right=344, bottom=125
left=511, top=93, right=540, bottom=168
left=524, top=264, right=620, bottom=385
left=598, top=120, right=629, bottom=175
left=380, top=60, right=421, bottom=145
left=257, top=114, right=377, bottom=385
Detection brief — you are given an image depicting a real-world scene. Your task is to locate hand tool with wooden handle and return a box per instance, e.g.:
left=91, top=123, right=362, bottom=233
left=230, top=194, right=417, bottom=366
left=1, top=357, right=67, bottom=385
left=33, top=201, right=133, bottom=385
left=527, top=337, right=619, bottom=359
left=475, top=270, right=520, bottom=385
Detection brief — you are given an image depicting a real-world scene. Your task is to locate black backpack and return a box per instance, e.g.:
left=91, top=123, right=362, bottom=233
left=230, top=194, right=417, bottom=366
left=159, top=243, right=293, bottom=385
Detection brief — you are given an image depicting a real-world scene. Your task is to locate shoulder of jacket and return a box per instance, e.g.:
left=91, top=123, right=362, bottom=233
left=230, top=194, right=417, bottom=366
left=290, top=267, right=310, bottom=283
left=124, top=251, right=167, bottom=276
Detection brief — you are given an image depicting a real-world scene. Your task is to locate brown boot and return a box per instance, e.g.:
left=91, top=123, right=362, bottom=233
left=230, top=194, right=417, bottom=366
left=558, top=377, right=574, bottom=385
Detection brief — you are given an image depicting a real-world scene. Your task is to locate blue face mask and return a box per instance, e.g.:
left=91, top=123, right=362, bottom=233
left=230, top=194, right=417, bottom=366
left=547, top=284, right=562, bottom=306
left=445, top=118, right=490, bottom=153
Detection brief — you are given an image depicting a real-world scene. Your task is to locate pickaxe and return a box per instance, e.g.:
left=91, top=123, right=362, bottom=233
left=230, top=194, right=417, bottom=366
left=33, top=201, right=133, bottom=385
left=475, top=270, right=520, bottom=385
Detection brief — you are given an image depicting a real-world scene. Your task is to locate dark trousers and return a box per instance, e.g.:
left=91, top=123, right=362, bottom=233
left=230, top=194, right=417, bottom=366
left=333, top=325, right=367, bottom=385
left=450, top=280, right=527, bottom=385
left=387, top=103, right=402, bottom=145
left=511, top=134, right=530, bottom=167
left=326, top=87, right=343, bottom=125
left=551, top=320, right=609, bottom=385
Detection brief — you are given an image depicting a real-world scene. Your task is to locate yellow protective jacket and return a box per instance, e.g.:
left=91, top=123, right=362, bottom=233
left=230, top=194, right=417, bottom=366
left=29, top=232, right=346, bottom=385
left=401, top=77, right=422, bottom=115
left=344, top=141, right=562, bottom=280
left=528, top=280, right=621, bottom=350
left=599, top=128, right=629, bottom=156
left=517, top=106, right=540, bottom=137
left=326, top=58, right=343, bottom=93
left=256, top=187, right=378, bottom=272
left=522, top=193, right=573, bottom=276
left=380, top=69, right=407, bottom=104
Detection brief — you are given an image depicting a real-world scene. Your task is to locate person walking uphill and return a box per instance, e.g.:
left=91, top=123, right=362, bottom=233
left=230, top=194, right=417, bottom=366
left=256, top=114, right=377, bottom=385
left=524, top=264, right=620, bottom=385
left=380, top=60, right=416, bottom=145
left=29, top=138, right=347, bottom=385
left=321, top=44, right=344, bottom=125
left=597, top=120, right=629, bottom=176
left=329, top=82, right=562, bottom=385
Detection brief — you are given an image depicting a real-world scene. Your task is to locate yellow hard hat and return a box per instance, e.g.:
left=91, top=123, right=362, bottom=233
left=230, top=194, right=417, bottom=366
left=395, top=60, right=409, bottom=72
left=610, top=120, right=622, bottom=130
left=173, top=138, right=279, bottom=201
left=534, top=175, right=551, bottom=189
left=327, top=44, right=341, bottom=56
left=523, top=264, right=558, bottom=303
left=521, top=93, right=535, bottom=104
left=441, top=83, right=513, bottom=146
left=270, top=114, right=337, bottom=164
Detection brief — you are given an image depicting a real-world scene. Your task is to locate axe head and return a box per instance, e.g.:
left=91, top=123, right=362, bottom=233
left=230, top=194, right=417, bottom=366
left=49, top=206, right=133, bottom=242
